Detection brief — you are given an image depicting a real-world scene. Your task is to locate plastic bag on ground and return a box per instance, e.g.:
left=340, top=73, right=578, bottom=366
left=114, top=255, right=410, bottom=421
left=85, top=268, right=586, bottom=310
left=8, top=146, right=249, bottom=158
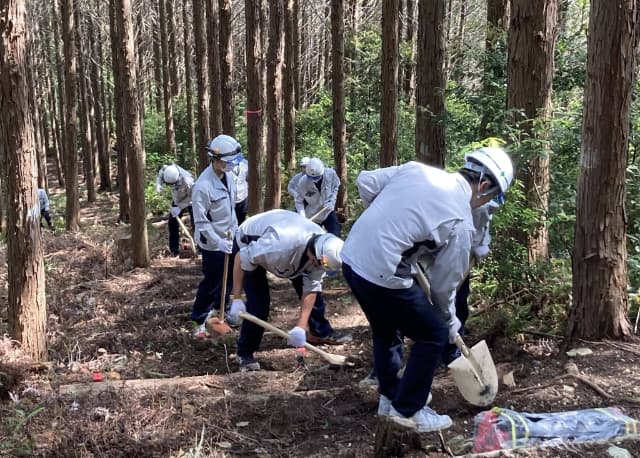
left=473, top=406, right=639, bottom=453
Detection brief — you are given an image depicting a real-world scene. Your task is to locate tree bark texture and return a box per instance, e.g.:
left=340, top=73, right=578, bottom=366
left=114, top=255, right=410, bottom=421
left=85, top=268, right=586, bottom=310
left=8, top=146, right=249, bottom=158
left=115, top=0, right=150, bottom=267
left=166, top=0, right=180, bottom=96
left=403, top=0, right=416, bottom=104
left=109, top=0, right=130, bottom=222
left=219, top=0, right=235, bottom=135
left=51, top=0, right=67, bottom=180
left=0, top=0, right=48, bottom=362
left=193, top=0, right=210, bottom=171
left=159, top=0, right=177, bottom=157
left=415, top=0, right=446, bottom=167
left=569, top=0, right=636, bottom=340
left=61, top=0, right=80, bottom=230
left=206, top=0, right=222, bottom=138
left=183, top=0, right=196, bottom=169
left=283, top=0, right=296, bottom=172
left=264, top=0, right=284, bottom=211
left=245, top=0, right=264, bottom=214
left=507, top=0, right=558, bottom=261
left=380, top=0, right=399, bottom=167
left=331, top=0, right=347, bottom=216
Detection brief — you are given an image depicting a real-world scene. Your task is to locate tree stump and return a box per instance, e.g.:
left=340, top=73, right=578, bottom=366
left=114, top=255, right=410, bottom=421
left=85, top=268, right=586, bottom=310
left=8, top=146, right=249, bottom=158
left=374, top=417, right=423, bottom=457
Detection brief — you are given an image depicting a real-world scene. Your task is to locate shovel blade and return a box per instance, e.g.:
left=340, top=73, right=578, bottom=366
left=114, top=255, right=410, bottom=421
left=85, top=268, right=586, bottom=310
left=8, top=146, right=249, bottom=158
left=448, top=339, right=498, bottom=407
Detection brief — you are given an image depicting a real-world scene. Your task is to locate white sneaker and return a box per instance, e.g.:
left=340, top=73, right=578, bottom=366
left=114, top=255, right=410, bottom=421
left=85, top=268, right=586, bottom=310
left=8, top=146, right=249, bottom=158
left=192, top=323, right=209, bottom=339
left=377, top=393, right=432, bottom=417
left=388, top=405, right=451, bottom=433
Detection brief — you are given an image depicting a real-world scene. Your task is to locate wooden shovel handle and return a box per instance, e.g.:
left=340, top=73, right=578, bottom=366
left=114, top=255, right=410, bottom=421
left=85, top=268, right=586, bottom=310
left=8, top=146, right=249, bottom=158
left=454, top=334, right=471, bottom=358
left=175, top=216, right=197, bottom=255
left=219, top=231, right=232, bottom=322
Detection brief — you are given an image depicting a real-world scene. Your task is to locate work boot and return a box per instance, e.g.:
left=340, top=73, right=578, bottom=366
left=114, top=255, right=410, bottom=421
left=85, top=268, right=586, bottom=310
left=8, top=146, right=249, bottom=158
left=377, top=393, right=432, bottom=417
left=237, top=356, right=261, bottom=372
left=307, top=330, right=352, bottom=345
left=192, top=322, right=210, bottom=340
left=388, top=405, right=451, bottom=433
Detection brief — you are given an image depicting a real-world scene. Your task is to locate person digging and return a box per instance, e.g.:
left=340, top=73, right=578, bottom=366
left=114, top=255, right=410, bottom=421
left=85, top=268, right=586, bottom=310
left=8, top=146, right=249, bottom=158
left=225, top=209, right=352, bottom=371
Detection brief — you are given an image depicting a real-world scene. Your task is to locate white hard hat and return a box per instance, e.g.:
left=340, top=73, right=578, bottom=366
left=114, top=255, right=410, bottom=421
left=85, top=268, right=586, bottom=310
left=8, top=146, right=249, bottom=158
left=464, top=147, right=514, bottom=202
left=163, top=165, right=180, bottom=184
left=314, top=233, right=343, bottom=271
left=206, top=134, right=242, bottom=163
left=300, top=156, right=311, bottom=167
left=306, top=158, right=325, bottom=178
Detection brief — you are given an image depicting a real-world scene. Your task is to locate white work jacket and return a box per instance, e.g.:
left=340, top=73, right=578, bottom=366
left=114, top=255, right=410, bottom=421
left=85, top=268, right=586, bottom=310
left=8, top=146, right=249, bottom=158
left=471, top=200, right=499, bottom=248
left=192, top=165, right=238, bottom=252
left=232, top=159, right=249, bottom=203
left=287, top=172, right=305, bottom=201
left=37, top=189, right=50, bottom=212
left=156, top=164, right=194, bottom=210
left=293, top=168, right=340, bottom=221
left=341, top=161, right=475, bottom=324
left=236, top=209, right=326, bottom=293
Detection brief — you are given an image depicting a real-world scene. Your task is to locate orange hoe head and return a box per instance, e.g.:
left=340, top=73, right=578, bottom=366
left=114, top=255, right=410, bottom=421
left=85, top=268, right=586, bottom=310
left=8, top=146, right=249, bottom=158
left=205, top=316, right=232, bottom=338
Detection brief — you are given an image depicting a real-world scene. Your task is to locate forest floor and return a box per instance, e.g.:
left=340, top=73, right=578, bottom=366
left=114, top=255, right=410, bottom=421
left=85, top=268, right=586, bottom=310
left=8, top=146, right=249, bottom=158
left=2, top=186, right=640, bottom=457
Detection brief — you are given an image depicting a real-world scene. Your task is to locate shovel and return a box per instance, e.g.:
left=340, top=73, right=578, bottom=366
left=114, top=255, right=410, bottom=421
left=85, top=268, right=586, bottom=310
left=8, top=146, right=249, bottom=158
left=175, top=215, right=197, bottom=256
left=238, top=311, right=352, bottom=367
left=308, top=206, right=330, bottom=224
left=205, top=232, right=233, bottom=338
left=414, top=265, right=498, bottom=407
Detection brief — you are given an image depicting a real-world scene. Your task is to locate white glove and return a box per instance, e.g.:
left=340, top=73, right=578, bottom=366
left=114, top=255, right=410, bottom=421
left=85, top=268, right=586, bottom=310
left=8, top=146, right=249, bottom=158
left=156, top=184, right=163, bottom=194
left=219, top=238, right=233, bottom=254
left=170, top=206, right=181, bottom=218
left=287, top=326, right=306, bottom=347
left=227, top=299, right=246, bottom=325
left=324, top=204, right=334, bottom=212
left=448, top=316, right=462, bottom=345
left=472, top=244, right=490, bottom=262
left=298, top=209, right=305, bottom=217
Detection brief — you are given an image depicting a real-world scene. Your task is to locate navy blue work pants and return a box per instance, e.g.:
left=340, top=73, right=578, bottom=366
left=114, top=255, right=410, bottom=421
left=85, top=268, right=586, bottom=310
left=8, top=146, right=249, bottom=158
left=168, top=205, right=194, bottom=255
left=235, top=198, right=248, bottom=225
left=342, top=263, right=448, bottom=417
left=237, top=269, right=334, bottom=359
left=191, top=244, right=235, bottom=324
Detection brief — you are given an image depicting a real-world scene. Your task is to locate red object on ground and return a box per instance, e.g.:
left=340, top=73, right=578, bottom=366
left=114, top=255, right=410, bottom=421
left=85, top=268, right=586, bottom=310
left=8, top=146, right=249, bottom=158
left=92, top=372, right=104, bottom=382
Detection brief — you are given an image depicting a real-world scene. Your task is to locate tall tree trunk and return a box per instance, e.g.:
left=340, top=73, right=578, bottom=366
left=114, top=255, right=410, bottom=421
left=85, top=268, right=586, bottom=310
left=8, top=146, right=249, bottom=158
left=61, top=0, right=80, bottom=230
left=136, top=12, right=146, bottom=142
left=109, top=0, right=130, bottom=222
left=52, top=0, right=67, bottom=178
left=159, top=0, right=177, bottom=157
left=568, top=0, right=636, bottom=341
left=245, top=0, right=264, bottom=214
left=193, top=0, right=210, bottom=171
left=403, top=0, right=416, bottom=104
left=331, top=0, right=347, bottom=216
left=46, top=70, right=65, bottom=186
left=219, top=0, right=234, bottom=135
left=283, top=0, right=296, bottom=172
left=292, top=0, right=300, bottom=110
left=75, top=11, right=97, bottom=203
left=183, top=0, right=196, bottom=169
left=115, top=0, right=150, bottom=267
left=88, top=7, right=111, bottom=191
left=152, top=26, right=163, bottom=112
left=166, top=0, right=180, bottom=96
left=506, top=0, right=557, bottom=262
left=415, top=0, right=446, bottom=166
left=263, top=0, right=283, bottom=211
left=1, top=0, right=47, bottom=362
left=207, top=0, right=222, bottom=136
left=27, top=51, right=46, bottom=190
left=380, top=0, right=399, bottom=167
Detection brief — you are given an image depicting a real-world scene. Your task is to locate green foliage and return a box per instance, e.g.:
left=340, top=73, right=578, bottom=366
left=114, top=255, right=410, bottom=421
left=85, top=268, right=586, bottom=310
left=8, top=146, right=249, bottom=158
left=0, top=405, right=44, bottom=456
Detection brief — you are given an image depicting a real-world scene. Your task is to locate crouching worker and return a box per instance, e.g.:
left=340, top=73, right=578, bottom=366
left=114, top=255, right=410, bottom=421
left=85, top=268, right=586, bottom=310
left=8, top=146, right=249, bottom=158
left=156, top=163, right=195, bottom=256
left=341, top=147, right=513, bottom=432
left=37, top=188, right=53, bottom=228
left=227, top=209, right=352, bottom=371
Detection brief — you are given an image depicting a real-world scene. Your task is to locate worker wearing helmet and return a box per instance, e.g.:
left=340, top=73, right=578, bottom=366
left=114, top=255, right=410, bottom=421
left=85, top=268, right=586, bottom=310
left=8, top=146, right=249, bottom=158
left=190, top=134, right=242, bottom=338
left=156, top=163, right=195, bottom=256
left=286, top=156, right=310, bottom=204
left=292, top=157, right=342, bottom=236
left=37, top=188, right=53, bottom=228
left=227, top=209, right=352, bottom=371
left=341, top=147, right=513, bottom=432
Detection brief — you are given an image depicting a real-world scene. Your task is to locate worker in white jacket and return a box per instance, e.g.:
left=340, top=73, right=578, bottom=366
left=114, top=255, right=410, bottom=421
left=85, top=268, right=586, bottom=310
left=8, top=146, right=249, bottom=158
left=227, top=209, right=351, bottom=371
left=156, top=163, right=195, bottom=256
left=287, top=156, right=310, bottom=202
left=191, top=134, right=241, bottom=338
left=341, top=147, right=513, bottom=433
left=231, top=158, right=249, bottom=224
left=37, top=188, right=53, bottom=228
left=293, top=158, right=341, bottom=236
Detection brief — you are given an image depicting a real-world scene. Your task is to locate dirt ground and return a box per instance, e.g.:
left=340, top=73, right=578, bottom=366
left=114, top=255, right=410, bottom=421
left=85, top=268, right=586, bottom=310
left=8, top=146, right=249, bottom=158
left=2, top=189, right=640, bottom=457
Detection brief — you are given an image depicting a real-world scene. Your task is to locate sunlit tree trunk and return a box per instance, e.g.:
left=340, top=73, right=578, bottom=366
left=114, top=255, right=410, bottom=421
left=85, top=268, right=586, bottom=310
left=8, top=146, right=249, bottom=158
left=283, top=0, right=296, bottom=172
left=568, top=0, right=636, bottom=341
left=183, top=0, right=196, bottom=169
left=115, top=0, right=150, bottom=267
left=1, top=0, right=47, bottom=361
left=380, top=0, right=399, bottom=167
left=245, top=0, right=264, bottom=214
left=206, top=0, right=222, bottom=136
left=159, top=0, right=177, bottom=157
left=507, top=0, right=558, bottom=262
left=415, top=0, right=446, bottom=166
left=193, top=0, right=210, bottom=170
left=403, top=0, right=416, bottom=104
left=264, top=0, right=283, bottom=211
left=331, top=0, right=347, bottom=215
left=219, top=0, right=234, bottom=135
